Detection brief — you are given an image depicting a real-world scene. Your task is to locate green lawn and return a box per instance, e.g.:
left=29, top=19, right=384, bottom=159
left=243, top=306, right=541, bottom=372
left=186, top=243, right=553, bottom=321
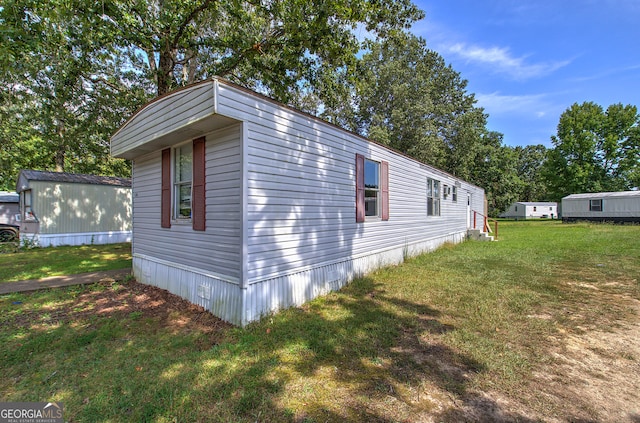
left=0, top=243, right=132, bottom=282
left=0, top=222, right=638, bottom=422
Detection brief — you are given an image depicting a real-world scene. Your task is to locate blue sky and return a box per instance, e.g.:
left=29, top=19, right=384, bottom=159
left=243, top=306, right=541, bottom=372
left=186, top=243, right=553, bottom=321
left=410, top=0, right=640, bottom=147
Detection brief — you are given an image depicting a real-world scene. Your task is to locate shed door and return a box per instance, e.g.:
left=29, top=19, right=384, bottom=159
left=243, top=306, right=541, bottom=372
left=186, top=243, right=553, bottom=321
left=467, top=193, right=471, bottom=229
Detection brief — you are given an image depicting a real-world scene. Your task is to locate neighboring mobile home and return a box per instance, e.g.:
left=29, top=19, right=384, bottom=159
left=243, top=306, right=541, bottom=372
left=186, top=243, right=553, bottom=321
left=110, top=78, right=486, bottom=326
left=16, top=170, right=132, bottom=247
left=561, top=191, right=640, bottom=223
left=500, top=201, right=558, bottom=220
left=0, top=191, right=19, bottom=225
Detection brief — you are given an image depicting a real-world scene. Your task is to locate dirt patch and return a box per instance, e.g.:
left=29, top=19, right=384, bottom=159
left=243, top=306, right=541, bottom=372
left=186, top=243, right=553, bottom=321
left=529, top=297, right=640, bottom=422
left=13, top=279, right=232, bottom=345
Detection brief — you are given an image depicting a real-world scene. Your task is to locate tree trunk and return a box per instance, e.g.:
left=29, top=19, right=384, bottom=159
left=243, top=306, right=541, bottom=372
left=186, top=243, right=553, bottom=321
left=55, top=121, right=66, bottom=172
left=157, top=50, right=174, bottom=96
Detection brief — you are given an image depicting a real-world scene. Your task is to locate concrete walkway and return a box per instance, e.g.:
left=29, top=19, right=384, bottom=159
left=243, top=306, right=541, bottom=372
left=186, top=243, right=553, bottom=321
left=0, top=268, right=131, bottom=295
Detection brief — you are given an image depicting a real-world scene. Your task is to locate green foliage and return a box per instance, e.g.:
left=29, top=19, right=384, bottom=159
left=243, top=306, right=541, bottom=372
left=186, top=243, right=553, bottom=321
left=470, top=133, right=524, bottom=216
left=543, top=101, right=640, bottom=201
left=0, top=0, right=423, bottom=189
left=336, top=32, right=489, bottom=179
left=515, top=144, right=548, bottom=202
left=0, top=0, right=147, bottom=189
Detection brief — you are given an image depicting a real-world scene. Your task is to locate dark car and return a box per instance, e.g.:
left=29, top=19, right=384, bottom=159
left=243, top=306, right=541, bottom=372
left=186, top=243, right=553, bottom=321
left=0, top=224, right=19, bottom=242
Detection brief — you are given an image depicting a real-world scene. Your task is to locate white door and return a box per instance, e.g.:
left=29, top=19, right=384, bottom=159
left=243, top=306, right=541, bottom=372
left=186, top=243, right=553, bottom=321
left=467, top=193, right=471, bottom=229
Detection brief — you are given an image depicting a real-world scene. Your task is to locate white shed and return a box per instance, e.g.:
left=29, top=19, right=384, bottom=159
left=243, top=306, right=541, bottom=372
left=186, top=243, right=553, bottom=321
left=16, top=170, right=132, bottom=247
left=110, top=78, right=487, bottom=326
left=500, top=202, right=558, bottom=220
left=561, top=191, right=640, bottom=223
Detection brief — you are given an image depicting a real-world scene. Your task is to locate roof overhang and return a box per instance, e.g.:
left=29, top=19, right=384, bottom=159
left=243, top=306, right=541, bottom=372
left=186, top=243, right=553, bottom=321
left=111, top=79, right=239, bottom=160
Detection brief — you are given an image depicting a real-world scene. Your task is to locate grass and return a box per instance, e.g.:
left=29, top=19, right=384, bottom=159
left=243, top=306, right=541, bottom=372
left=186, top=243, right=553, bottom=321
left=0, top=243, right=132, bottom=282
left=0, top=221, right=638, bottom=422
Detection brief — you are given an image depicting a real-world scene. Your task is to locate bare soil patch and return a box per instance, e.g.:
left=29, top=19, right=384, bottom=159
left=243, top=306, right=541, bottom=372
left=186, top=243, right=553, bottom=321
left=14, top=278, right=232, bottom=346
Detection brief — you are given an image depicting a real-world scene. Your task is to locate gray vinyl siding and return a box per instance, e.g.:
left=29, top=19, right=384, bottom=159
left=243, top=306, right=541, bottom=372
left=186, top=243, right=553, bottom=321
left=26, top=181, right=131, bottom=234
left=215, top=84, right=484, bottom=283
left=111, top=83, right=215, bottom=158
left=131, top=124, right=242, bottom=282
left=562, top=195, right=640, bottom=218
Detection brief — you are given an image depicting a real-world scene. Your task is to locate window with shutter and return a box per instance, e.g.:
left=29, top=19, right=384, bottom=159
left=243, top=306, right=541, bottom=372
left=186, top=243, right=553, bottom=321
left=356, top=154, right=389, bottom=222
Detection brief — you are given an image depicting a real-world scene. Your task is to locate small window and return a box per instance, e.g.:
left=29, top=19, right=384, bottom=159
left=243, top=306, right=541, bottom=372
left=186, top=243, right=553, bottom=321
left=427, top=178, right=441, bottom=216
left=589, top=199, right=603, bottom=212
left=549, top=207, right=553, bottom=211
left=22, top=189, right=36, bottom=221
left=174, top=143, right=193, bottom=219
left=515, top=205, right=518, bottom=212
left=533, top=206, right=537, bottom=212
left=443, top=184, right=449, bottom=199
left=364, top=159, right=380, bottom=218
left=452, top=186, right=457, bottom=202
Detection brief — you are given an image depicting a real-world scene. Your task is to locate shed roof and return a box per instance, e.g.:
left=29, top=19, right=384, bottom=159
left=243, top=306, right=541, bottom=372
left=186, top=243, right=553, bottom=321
left=563, top=191, right=640, bottom=200
left=517, top=202, right=557, bottom=206
left=17, top=170, right=131, bottom=192
left=0, top=191, right=19, bottom=203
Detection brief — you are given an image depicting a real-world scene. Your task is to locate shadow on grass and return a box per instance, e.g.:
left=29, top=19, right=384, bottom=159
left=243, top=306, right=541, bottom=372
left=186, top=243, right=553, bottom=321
left=1, top=277, right=538, bottom=422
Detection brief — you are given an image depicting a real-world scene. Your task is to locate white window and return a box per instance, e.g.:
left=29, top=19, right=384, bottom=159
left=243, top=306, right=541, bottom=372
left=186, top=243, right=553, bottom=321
left=589, top=199, right=603, bottom=212
left=427, top=178, right=440, bottom=216
left=22, top=189, right=37, bottom=221
left=452, top=186, right=457, bottom=202
left=364, top=159, right=380, bottom=218
left=174, top=143, right=193, bottom=219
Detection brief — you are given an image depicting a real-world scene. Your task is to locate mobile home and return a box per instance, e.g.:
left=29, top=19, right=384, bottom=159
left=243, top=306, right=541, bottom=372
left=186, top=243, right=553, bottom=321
left=111, top=78, right=487, bottom=326
left=0, top=192, right=19, bottom=226
left=500, top=202, right=557, bottom=220
left=561, top=191, right=640, bottom=223
left=16, top=170, right=132, bottom=246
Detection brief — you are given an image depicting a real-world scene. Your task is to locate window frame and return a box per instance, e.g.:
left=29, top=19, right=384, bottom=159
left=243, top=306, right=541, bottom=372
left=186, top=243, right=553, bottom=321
left=589, top=199, right=603, bottom=212
left=173, top=141, right=193, bottom=221
left=427, top=178, right=441, bottom=217
left=364, top=159, right=381, bottom=220
left=355, top=154, right=388, bottom=223
left=452, top=186, right=457, bottom=202
left=21, top=189, right=37, bottom=222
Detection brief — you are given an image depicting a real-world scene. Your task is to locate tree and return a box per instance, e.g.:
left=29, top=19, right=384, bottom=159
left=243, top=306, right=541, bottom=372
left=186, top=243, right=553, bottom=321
left=103, top=0, right=423, bottom=98
left=340, top=32, right=489, bottom=177
left=0, top=0, right=147, bottom=188
left=0, top=0, right=424, bottom=189
left=515, top=144, right=548, bottom=202
left=469, top=132, right=523, bottom=216
left=543, top=102, right=640, bottom=201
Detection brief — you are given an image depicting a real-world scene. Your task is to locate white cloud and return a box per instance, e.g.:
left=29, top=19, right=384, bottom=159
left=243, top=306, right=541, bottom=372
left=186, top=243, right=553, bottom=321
left=446, top=43, right=570, bottom=80
left=475, top=92, right=551, bottom=117
left=570, top=64, right=640, bottom=83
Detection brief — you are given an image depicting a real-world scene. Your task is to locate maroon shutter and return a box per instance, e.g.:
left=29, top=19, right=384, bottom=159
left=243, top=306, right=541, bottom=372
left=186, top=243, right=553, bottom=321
left=381, top=160, right=389, bottom=221
left=356, top=153, right=365, bottom=223
left=161, top=148, right=171, bottom=228
left=192, top=137, right=206, bottom=231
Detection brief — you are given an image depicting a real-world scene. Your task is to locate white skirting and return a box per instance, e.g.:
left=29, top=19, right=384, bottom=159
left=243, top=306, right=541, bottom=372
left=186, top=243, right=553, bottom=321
left=24, top=231, right=132, bottom=247
left=133, top=231, right=466, bottom=326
